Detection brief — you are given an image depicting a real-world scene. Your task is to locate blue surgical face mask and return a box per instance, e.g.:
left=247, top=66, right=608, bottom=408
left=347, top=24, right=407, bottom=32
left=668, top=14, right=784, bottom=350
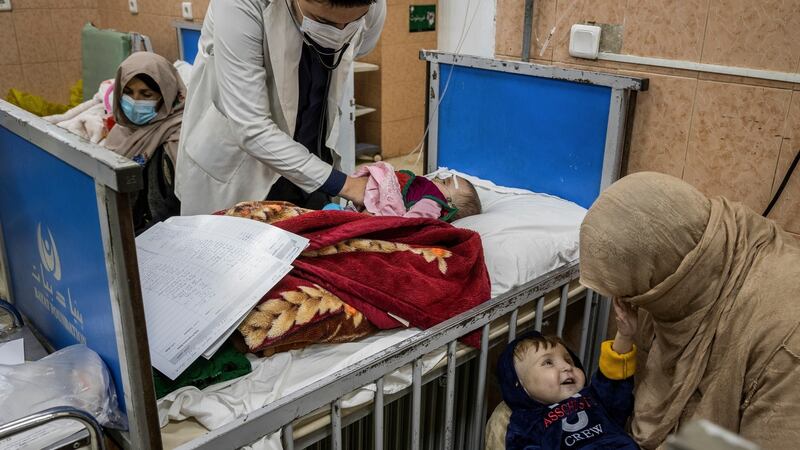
left=120, top=94, right=158, bottom=125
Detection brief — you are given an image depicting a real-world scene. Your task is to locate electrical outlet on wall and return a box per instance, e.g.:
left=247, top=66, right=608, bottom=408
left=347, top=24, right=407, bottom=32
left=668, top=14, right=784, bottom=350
left=181, top=2, right=193, bottom=20
left=0, top=0, right=12, bottom=12
left=128, top=0, right=138, bottom=14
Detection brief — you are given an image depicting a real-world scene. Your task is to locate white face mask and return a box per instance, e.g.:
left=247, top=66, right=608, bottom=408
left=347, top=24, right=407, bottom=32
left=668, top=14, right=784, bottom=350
left=289, top=0, right=364, bottom=52
left=302, top=14, right=363, bottom=51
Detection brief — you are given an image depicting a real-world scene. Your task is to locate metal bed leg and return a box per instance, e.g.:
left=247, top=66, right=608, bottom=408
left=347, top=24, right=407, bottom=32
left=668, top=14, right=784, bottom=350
left=281, top=423, right=294, bottom=450
left=579, top=289, right=594, bottom=363
left=472, top=324, right=490, bottom=450
left=589, top=296, right=612, bottom=376
left=508, top=308, right=519, bottom=342
left=535, top=296, right=545, bottom=331
left=411, top=359, right=422, bottom=450
left=331, top=398, right=342, bottom=450
left=443, top=341, right=457, bottom=450
left=556, top=283, right=569, bottom=337
left=374, top=377, right=384, bottom=450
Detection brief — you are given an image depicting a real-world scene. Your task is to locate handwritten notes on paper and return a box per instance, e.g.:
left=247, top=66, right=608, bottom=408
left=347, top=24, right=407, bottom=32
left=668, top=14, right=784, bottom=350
left=136, top=215, right=308, bottom=379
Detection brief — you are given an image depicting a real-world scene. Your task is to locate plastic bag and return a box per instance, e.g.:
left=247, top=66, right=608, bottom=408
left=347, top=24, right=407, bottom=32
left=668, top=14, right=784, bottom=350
left=0, top=344, right=125, bottom=429
left=5, top=79, right=83, bottom=117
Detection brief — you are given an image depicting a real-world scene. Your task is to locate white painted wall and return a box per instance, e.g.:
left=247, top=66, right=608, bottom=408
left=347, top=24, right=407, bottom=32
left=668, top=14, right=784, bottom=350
left=437, top=0, right=496, bottom=58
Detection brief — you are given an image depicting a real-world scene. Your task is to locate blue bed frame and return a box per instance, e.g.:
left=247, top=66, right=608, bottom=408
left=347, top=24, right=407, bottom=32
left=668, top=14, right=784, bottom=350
left=422, top=51, right=647, bottom=208
left=173, top=20, right=202, bottom=65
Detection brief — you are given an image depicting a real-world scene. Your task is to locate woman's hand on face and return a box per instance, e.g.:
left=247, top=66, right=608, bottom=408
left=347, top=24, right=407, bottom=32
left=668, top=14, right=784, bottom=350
left=613, top=298, right=638, bottom=339
left=339, top=175, right=368, bottom=207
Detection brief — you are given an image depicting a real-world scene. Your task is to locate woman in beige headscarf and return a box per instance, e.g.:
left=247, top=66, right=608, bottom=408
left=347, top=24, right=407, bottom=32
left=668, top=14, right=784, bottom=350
left=580, top=172, right=800, bottom=449
left=105, top=51, right=186, bottom=232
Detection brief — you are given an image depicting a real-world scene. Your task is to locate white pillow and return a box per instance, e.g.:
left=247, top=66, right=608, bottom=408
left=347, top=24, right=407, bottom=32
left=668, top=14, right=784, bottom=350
left=430, top=168, right=586, bottom=297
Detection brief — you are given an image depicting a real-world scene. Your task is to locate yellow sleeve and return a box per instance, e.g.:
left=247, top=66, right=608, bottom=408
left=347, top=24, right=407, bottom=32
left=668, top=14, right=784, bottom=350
left=598, top=340, right=637, bottom=380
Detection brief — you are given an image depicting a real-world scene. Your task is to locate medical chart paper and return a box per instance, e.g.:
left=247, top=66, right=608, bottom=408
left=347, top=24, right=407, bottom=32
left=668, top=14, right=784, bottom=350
left=163, top=215, right=309, bottom=359
left=136, top=215, right=308, bottom=379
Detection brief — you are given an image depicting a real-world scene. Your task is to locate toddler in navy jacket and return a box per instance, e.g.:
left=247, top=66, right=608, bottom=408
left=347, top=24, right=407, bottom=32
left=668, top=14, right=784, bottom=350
left=497, top=299, right=639, bottom=449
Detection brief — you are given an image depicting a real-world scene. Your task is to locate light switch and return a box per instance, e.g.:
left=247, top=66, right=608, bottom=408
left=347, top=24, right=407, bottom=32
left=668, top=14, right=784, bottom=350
left=128, top=0, right=138, bottom=15
left=181, top=2, right=193, bottom=20
left=569, top=24, right=602, bottom=60
left=0, top=0, right=12, bottom=12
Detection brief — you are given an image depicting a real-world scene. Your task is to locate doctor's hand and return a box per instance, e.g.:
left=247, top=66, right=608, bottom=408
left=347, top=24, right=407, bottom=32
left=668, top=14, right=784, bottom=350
left=339, top=176, right=369, bottom=207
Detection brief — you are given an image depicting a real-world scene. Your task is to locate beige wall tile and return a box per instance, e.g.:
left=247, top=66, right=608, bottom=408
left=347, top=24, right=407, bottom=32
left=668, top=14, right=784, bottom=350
left=14, top=9, right=58, bottom=64
left=625, top=73, right=697, bottom=178
left=380, top=42, right=428, bottom=86
left=22, top=61, right=67, bottom=102
left=11, top=0, right=56, bottom=9
left=382, top=2, right=438, bottom=46
left=61, top=0, right=98, bottom=8
left=138, top=0, right=180, bottom=17
left=697, top=71, right=796, bottom=91
left=551, top=0, right=626, bottom=63
left=192, top=0, right=210, bottom=19
left=623, top=0, right=710, bottom=61
left=495, top=0, right=556, bottom=61
left=59, top=59, right=82, bottom=91
left=98, top=0, right=131, bottom=14
left=0, top=64, right=26, bottom=96
left=380, top=79, right=425, bottom=123
left=0, top=14, right=20, bottom=66
left=768, top=91, right=800, bottom=234
left=701, top=0, right=800, bottom=73
left=683, top=80, right=791, bottom=212
left=52, top=9, right=99, bottom=62
left=381, top=116, right=425, bottom=158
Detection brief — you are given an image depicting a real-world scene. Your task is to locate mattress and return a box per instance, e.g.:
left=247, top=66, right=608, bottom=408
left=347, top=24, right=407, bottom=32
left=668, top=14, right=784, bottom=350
left=158, top=172, right=587, bottom=449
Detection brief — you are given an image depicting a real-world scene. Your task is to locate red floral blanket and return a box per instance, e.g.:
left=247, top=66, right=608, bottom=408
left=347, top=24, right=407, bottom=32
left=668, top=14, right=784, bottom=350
left=222, top=202, right=491, bottom=353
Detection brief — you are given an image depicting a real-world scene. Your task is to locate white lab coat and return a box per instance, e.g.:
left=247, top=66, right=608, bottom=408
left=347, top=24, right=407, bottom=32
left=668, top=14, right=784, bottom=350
left=175, top=0, right=385, bottom=215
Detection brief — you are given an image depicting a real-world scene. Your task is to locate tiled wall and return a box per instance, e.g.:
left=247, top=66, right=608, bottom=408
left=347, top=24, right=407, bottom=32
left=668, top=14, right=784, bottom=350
left=0, top=0, right=99, bottom=104
left=496, top=0, right=800, bottom=235
left=96, top=0, right=209, bottom=64
left=356, top=0, right=438, bottom=159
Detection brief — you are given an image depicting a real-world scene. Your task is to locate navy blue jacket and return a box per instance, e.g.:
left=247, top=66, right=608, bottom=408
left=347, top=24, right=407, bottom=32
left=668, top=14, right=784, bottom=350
left=497, top=331, right=639, bottom=449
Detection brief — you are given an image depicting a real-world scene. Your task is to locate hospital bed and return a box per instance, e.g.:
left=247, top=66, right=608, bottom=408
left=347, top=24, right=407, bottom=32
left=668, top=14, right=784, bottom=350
left=0, top=50, right=646, bottom=450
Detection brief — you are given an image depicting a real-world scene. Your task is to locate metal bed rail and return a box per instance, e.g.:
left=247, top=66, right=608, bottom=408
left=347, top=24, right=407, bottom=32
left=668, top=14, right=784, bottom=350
left=0, top=406, right=105, bottom=450
left=179, top=260, right=611, bottom=450
left=285, top=282, right=589, bottom=449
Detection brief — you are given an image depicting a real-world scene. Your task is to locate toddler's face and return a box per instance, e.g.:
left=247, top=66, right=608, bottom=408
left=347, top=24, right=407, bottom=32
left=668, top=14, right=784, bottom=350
left=515, top=343, right=586, bottom=404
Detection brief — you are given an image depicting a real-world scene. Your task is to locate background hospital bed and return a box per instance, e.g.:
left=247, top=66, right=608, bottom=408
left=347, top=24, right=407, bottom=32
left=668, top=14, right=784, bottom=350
left=0, top=49, right=646, bottom=449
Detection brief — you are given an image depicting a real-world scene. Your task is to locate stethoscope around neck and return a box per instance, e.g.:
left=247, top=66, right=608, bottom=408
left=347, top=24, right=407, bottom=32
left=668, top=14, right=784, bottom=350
left=283, top=0, right=354, bottom=71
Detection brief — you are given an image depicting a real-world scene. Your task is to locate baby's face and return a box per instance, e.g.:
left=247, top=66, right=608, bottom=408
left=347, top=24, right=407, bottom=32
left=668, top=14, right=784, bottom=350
left=515, top=343, right=586, bottom=404
left=432, top=176, right=466, bottom=197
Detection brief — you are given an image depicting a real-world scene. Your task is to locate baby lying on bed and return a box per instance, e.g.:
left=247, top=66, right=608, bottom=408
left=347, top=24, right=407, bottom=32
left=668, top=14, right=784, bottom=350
left=331, top=162, right=482, bottom=221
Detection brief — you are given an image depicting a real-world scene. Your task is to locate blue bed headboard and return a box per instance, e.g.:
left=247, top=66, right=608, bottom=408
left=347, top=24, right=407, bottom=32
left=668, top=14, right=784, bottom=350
left=421, top=51, right=647, bottom=208
left=173, top=20, right=202, bottom=64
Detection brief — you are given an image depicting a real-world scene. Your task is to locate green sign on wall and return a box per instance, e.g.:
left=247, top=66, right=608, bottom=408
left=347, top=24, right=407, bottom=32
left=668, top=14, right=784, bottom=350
left=409, top=5, right=436, bottom=33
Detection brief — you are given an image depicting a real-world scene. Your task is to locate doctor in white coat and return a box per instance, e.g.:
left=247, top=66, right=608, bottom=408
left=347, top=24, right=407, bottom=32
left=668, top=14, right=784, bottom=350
left=175, top=0, right=385, bottom=214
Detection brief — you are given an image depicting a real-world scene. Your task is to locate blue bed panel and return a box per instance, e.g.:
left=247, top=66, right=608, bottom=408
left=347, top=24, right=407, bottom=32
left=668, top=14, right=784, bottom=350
left=436, top=64, right=612, bottom=209
left=181, top=28, right=201, bottom=64
left=0, top=126, right=127, bottom=412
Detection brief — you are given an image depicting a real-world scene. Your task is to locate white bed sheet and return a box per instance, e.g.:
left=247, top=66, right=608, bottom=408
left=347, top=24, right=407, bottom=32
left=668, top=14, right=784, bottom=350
left=157, top=173, right=586, bottom=449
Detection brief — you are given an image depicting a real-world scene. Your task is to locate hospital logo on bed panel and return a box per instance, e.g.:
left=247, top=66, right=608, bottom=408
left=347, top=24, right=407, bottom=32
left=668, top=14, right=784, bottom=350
left=31, top=222, right=86, bottom=344
left=37, top=223, right=61, bottom=281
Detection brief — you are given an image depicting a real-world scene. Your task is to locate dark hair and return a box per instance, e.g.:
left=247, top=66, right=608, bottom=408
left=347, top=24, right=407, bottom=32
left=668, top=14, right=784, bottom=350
left=132, top=74, right=161, bottom=94
left=452, top=178, right=482, bottom=220
left=318, top=0, right=376, bottom=6
left=513, top=335, right=570, bottom=363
